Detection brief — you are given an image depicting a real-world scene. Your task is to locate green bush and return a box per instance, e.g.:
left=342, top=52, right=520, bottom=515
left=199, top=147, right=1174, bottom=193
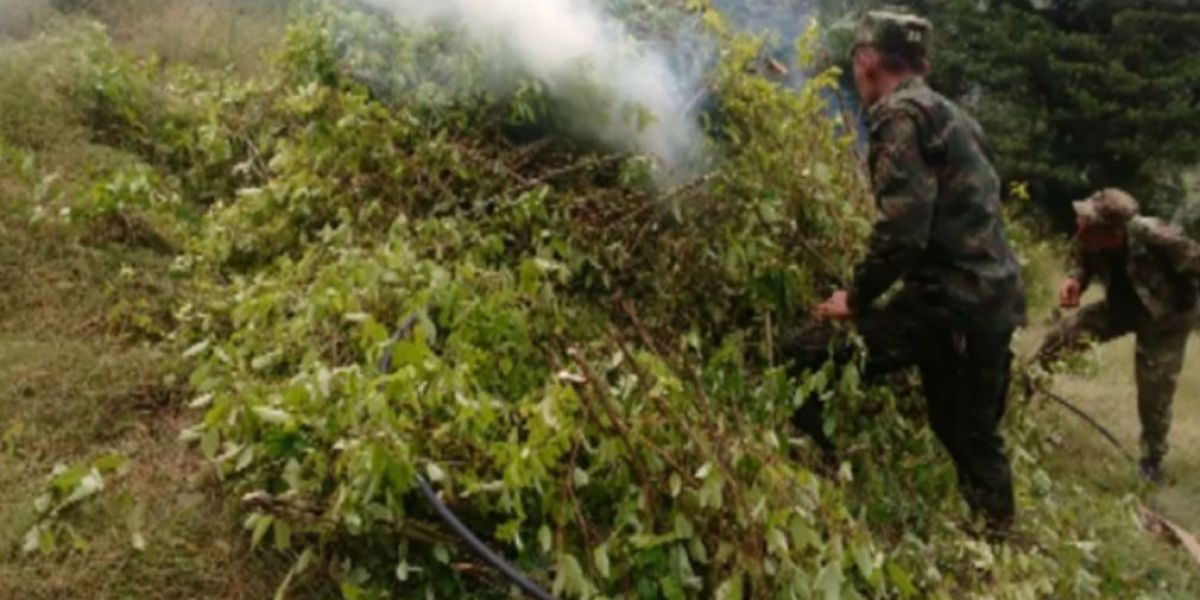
left=4, top=1, right=1188, bottom=598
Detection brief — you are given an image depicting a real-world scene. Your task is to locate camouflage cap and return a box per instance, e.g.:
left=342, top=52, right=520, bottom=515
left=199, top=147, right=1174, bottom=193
left=822, top=17, right=859, bottom=69
left=853, top=10, right=932, bottom=59
left=1073, top=188, right=1140, bottom=227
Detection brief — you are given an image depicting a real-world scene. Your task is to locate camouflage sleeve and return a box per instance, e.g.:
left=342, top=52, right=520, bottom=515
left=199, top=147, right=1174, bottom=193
left=847, top=107, right=937, bottom=313
left=1147, top=223, right=1200, bottom=276
left=1067, top=242, right=1092, bottom=289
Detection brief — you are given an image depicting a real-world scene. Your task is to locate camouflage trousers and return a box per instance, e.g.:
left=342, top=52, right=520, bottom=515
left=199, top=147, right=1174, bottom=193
left=782, top=295, right=1016, bottom=532
left=1037, top=301, right=1196, bottom=464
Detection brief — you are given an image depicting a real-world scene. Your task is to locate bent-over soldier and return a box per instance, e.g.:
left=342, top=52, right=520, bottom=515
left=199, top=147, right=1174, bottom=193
left=1038, top=188, right=1200, bottom=483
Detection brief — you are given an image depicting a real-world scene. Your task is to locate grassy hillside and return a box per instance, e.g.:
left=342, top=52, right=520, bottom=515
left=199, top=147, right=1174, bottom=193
left=1018, top=286, right=1200, bottom=590
left=0, top=1, right=1197, bottom=598
left=0, top=2, right=307, bottom=597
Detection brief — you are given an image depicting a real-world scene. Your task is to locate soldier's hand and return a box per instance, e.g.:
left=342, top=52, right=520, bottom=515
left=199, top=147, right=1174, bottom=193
left=1059, top=277, right=1082, bottom=308
left=813, top=290, right=853, bottom=321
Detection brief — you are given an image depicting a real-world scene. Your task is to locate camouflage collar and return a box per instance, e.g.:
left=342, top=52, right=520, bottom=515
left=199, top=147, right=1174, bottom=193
left=868, top=76, right=928, bottom=118
left=893, top=76, right=927, bottom=94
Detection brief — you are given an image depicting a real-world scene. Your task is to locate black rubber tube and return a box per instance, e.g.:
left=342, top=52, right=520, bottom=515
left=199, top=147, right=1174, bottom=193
left=380, top=311, right=558, bottom=600
left=1025, top=376, right=1137, bottom=464
left=411, top=474, right=557, bottom=600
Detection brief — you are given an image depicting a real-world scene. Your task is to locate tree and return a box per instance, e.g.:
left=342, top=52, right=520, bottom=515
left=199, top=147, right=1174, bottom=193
left=822, top=0, right=1200, bottom=227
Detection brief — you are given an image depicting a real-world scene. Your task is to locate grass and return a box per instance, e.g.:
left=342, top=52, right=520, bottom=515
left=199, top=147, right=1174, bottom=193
left=0, top=206, right=312, bottom=598
left=1, top=0, right=289, bottom=73
left=1013, top=278, right=1200, bottom=596
left=0, top=5, right=305, bottom=595
left=93, top=0, right=291, bottom=73
left=0, top=4, right=1196, bottom=597
left=0, top=336, right=287, bottom=599
left=1039, top=330, right=1200, bottom=530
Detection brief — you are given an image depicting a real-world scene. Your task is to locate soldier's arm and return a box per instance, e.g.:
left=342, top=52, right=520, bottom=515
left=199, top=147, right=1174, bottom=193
left=847, top=107, right=937, bottom=313
left=1067, top=243, right=1092, bottom=289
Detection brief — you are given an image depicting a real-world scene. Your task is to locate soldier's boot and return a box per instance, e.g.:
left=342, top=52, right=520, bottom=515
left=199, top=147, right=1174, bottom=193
left=1138, top=459, right=1164, bottom=485
left=780, top=322, right=843, bottom=467
left=1134, top=323, right=1189, bottom=483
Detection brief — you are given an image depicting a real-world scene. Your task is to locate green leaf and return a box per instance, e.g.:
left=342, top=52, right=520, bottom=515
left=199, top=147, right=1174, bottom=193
left=200, top=427, right=219, bottom=460
left=251, top=406, right=293, bottom=426
left=816, top=561, right=843, bottom=600
left=714, top=573, right=743, bottom=600
left=273, top=519, right=292, bottom=551
left=661, top=576, right=685, bottom=600
left=395, top=560, right=420, bottom=583
left=673, top=513, right=694, bottom=538
left=886, top=562, right=917, bottom=598
left=519, top=258, right=543, bottom=295
left=340, top=582, right=363, bottom=600
left=64, top=469, right=104, bottom=505
left=425, top=462, right=446, bottom=483
left=33, top=493, right=51, bottom=515
left=790, top=519, right=821, bottom=551
left=552, top=553, right=590, bottom=597
left=128, top=497, right=146, bottom=551
left=67, top=525, right=88, bottom=551
left=235, top=446, right=255, bottom=472
left=573, top=467, right=589, bottom=488
left=38, top=526, right=56, bottom=554
left=182, top=339, right=210, bottom=358
left=296, top=547, right=314, bottom=573
left=698, top=473, right=724, bottom=509
left=539, top=525, right=553, bottom=554
left=276, top=548, right=316, bottom=600
left=93, top=453, right=128, bottom=474
left=250, top=351, right=279, bottom=371
left=839, top=363, right=860, bottom=395
left=316, top=366, right=333, bottom=398
left=50, top=464, right=88, bottom=493
left=250, top=514, right=274, bottom=549
left=391, top=339, right=432, bottom=368
left=593, top=543, right=611, bottom=579
left=767, top=527, right=789, bottom=556
left=22, top=525, right=41, bottom=554
left=854, top=545, right=875, bottom=582
left=188, top=393, right=214, bottom=409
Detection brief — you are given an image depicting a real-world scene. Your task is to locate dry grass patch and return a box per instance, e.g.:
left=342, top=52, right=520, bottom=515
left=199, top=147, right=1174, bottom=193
left=1014, top=298, right=1200, bottom=595
left=93, top=0, right=290, bottom=73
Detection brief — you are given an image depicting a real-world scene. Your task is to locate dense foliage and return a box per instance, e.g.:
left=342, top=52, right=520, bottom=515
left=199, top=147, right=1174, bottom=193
left=829, top=0, right=1200, bottom=226
left=2, top=1, right=1194, bottom=598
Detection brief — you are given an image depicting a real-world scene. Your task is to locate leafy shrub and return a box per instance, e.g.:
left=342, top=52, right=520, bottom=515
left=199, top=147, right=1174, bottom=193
left=8, top=1, right=1185, bottom=598
left=22, top=454, right=130, bottom=555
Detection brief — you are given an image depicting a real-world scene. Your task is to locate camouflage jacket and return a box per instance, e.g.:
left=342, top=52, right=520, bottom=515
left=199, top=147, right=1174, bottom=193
left=847, top=77, right=1027, bottom=333
left=1070, top=216, right=1200, bottom=320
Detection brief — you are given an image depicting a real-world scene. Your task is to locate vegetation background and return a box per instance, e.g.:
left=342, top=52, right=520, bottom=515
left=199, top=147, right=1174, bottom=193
left=0, top=0, right=1196, bottom=598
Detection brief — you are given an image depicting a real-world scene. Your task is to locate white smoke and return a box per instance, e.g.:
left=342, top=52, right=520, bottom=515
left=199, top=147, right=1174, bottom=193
left=363, top=0, right=706, bottom=175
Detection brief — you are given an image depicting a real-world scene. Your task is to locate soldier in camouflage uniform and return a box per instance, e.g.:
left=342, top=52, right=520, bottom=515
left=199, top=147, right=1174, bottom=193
left=1037, top=188, right=1200, bottom=483
left=787, top=10, right=1027, bottom=535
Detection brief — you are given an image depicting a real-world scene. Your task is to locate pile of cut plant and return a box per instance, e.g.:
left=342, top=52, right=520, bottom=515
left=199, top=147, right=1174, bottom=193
left=7, top=1, right=1187, bottom=598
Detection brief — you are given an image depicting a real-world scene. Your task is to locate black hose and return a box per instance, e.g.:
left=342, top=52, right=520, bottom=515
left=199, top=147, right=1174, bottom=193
left=380, top=310, right=558, bottom=600
left=1023, top=374, right=1137, bottom=464
left=410, top=475, right=557, bottom=600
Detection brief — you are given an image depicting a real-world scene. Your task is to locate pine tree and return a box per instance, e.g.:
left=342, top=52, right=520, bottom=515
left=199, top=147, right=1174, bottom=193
left=822, top=0, right=1200, bottom=226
